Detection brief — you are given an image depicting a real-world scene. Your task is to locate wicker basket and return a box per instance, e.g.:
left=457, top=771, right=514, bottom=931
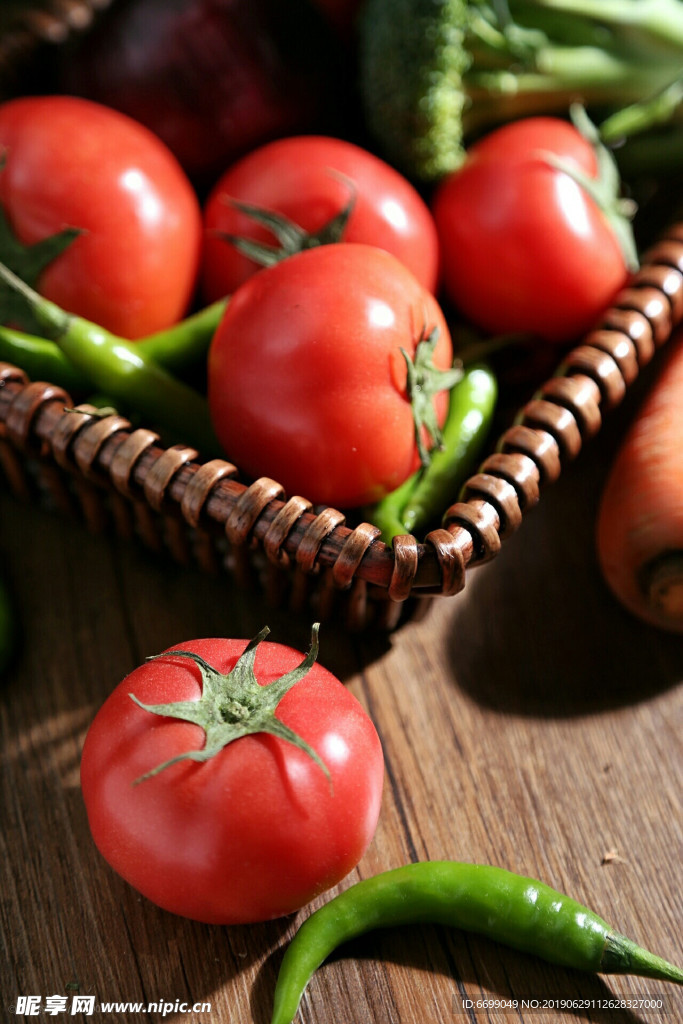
left=2, top=2, right=683, bottom=630
left=2, top=222, right=683, bottom=631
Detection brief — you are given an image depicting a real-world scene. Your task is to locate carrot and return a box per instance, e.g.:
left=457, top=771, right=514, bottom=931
left=596, top=329, right=683, bottom=634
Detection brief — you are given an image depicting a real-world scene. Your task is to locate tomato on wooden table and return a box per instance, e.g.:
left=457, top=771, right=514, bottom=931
left=201, top=135, right=440, bottom=300
left=0, top=95, right=202, bottom=338
left=80, top=628, right=384, bottom=925
left=431, top=115, right=635, bottom=345
left=208, top=243, right=454, bottom=510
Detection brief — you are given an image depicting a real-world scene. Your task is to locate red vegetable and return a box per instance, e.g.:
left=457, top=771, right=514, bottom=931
left=596, top=331, right=683, bottom=634
left=207, top=243, right=455, bottom=509
left=80, top=626, right=384, bottom=925
left=431, top=113, right=635, bottom=345
left=309, top=0, right=363, bottom=37
left=201, top=134, right=440, bottom=299
left=0, top=95, right=201, bottom=338
left=59, top=0, right=338, bottom=188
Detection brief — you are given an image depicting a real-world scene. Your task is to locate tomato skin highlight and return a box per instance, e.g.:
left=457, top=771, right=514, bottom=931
left=207, top=243, right=453, bottom=509
left=431, top=117, right=630, bottom=345
left=0, top=95, right=202, bottom=338
left=80, top=636, right=384, bottom=925
left=201, top=134, right=440, bottom=299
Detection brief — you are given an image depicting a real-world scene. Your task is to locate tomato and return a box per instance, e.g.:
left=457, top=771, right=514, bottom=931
left=201, top=135, right=440, bottom=300
left=80, top=629, right=384, bottom=925
left=431, top=116, right=632, bottom=345
left=207, top=243, right=454, bottom=509
left=0, top=95, right=202, bottom=338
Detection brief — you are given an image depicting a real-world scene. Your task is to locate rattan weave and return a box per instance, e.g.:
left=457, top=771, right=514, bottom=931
left=2, top=225, right=683, bottom=630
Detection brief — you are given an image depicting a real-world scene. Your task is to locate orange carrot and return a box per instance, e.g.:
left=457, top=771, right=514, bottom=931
left=596, top=329, right=683, bottom=633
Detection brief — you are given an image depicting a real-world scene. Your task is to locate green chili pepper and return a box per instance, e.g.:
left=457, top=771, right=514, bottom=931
left=369, top=363, right=497, bottom=542
left=134, top=297, right=227, bottom=372
left=271, top=862, right=683, bottom=1024
left=0, top=325, right=89, bottom=392
left=0, top=300, right=226, bottom=384
left=0, top=261, right=221, bottom=455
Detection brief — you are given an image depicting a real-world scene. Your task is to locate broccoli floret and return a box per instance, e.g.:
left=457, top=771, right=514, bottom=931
left=358, top=0, right=473, bottom=182
left=358, top=0, right=683, bottom=182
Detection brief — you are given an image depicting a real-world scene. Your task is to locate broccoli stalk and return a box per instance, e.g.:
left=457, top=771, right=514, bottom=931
left=358, top=0, right=683, bottom=181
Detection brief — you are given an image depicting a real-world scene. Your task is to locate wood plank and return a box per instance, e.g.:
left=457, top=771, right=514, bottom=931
left=1, top=403, right=682, bottom=1023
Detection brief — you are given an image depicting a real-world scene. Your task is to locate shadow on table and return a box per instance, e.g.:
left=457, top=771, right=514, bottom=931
left=442, top=410, right=683, bottom=718
left=252, top=921, right=659, bottom=1024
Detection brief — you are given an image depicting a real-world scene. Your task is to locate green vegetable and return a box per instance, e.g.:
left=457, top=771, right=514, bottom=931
left=0, top=325, right=90, bottom=393
left=216, top=194, right=356, bottom=268
left=0, top=301, right=226, bottom=389
left=271, top=861, right=683, bottom=1024
left=0, top=261, right=221, bottom=455
left=132, top=298, right=227, bottom=373
left=358, top=0, right=683, bottom=181
left=369, top=363, right=497, bottom=542
left=0, top=203, right=79, bottom=336
left=130, top=624, right=331, bottom=784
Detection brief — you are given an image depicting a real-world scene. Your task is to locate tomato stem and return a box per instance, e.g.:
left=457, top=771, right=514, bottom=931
left=402, top=326, right=464, bottom=467
left=215, top=180, right=356, bottom=268
left=130, top=624, right=332, bottom=785
left=536, top=104, right=639, bottom=272
left=369, top=362, right=497, bottom=542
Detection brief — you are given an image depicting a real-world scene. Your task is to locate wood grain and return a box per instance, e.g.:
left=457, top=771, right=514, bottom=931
left=1, top=389, right=682, bottom=1024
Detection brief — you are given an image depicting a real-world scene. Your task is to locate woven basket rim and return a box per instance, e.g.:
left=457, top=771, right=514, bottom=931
left=2, top=222, right=683, bottom=607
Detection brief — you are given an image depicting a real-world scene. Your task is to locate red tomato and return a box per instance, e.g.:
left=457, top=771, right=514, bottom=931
left=208, top=243, right=453, bottom=509
left=80, top=632, right=384, bottom=925
left=201, top=135, right=440, bottom=300
left=0, top=95, right=202, bottom=338
left=431, top=117, right=631, bottom=345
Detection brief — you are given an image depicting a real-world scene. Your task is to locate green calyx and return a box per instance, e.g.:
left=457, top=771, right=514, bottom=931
left=538, top=103, right=639, bottom=272
left=217, top=181, right=356, bottom=268
left=0, top=258, right=71, bottom=337
left=402, top=327, right=464, bottom=467
left=0, top=208, right=80, bottom=334
left=130, top=624, right=331, bottom=784
left=0, top=155, right=81, bottom=331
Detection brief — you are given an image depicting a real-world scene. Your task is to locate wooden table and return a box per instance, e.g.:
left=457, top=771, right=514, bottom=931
left=2, top=379, right=682, bottom=1024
